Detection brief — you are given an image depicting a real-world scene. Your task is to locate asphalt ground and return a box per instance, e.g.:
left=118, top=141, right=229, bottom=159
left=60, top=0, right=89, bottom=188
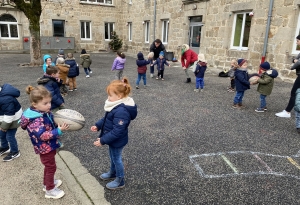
left=1, top=53, right=300, bottom=204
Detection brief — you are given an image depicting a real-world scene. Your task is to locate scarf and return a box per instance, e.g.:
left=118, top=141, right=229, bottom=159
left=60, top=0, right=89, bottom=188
left=104, top=97, right=135, bottom=112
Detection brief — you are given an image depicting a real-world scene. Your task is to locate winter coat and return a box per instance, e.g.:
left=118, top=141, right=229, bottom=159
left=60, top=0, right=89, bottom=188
left=37, top=76, right=64, bottom=110
left=20, top=108, right=62, bottom=154
left=136, top=54, right=150, bottom=74
left=43, top=54, right=55, bottom=73
left=80, top=54, right=92, bottom=68
left=0, top=84, right=22, bottom=130
left=257, top=70, right=276, bottom=96
left=112, top=57, right=126, bottom=70
left=153, top=58, right=169, bottom=71
left=234, top=69, right=250, bottom=91
left=56, top=64, right=70, bottom=84
left=95, top=97, right=137, bottom=148
left=194, top=62, right=207, bottom=78
left=294, top=88, right=300, bottom=112
left=150, top=42, right=166, bottom=60
left=291, top=53, right=300, bottom=75
left=65, top=57, right=79, bottom=78
left=181, top=49, right=198, bottom=68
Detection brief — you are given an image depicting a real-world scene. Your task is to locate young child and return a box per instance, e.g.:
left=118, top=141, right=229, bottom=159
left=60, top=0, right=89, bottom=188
left=92, top=77, right=137, bottom=190
left=136, top=52, right=150, bottom=89
left=111, top=51, right=126, bottom=80
left=152, top=51, right=170, bottom=80
left=227, top=59, right=238, bottom=92
left=194, top=54, right=207, bottom=92
left=56, top=57, right=70, bottom=96
left=0, top=83, right=22, bottom=162
left=232, top=59, right=250, bottom=109
left=65, top=53, right=79, bottom=91
left=43, top=54, right=55, bottom=73
left=20, top=85, right=69, bottom=199
left=254, top=62, right=278, bottom=112
left=37, top=66, right=65, bottom=113
left=294, top=88, right=300, bottom=133
left=80, top=49, right=92, bottom=78
left=53, top=49, right=65, bottom=65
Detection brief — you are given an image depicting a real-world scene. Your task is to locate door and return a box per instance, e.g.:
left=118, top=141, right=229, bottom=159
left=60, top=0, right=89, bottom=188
left=189, top=25, right=202, bottom=54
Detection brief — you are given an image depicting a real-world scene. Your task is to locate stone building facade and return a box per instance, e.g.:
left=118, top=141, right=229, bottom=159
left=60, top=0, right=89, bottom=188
left=1, top=0, right=300, bottom=80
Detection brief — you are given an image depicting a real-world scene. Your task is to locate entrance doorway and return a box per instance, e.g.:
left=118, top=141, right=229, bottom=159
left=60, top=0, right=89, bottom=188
left=189, top=16, right=203, bottom=54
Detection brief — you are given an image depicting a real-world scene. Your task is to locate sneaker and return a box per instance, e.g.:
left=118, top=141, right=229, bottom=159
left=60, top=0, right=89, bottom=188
left=194, top=89, right=199, bottom=92
left=100, top=172, right=116, bottom=181
left=275, top=110, right=291, bottom=118
left=106, top=177, right=125, bottom=190
left=156, top=77, right=159, bottom=80
left=43, top=179, right=62, bottom=191
left=86, top=75, right=90, bottom=78
left=150, top=74, right=153, bottom=78
left=263, top=107, right=267, bottom=111
left=74, top=88, right=77, bottom=91
left=3, top=151, right=20, bottom=162
left=68, top=89, right=73, bottom=92
left=90, top=71, right=93, bottom=74
left=45, top=187, right=65, bottom=199
left=136, top=86, right=139, bottom=89
left=0, top=147, right=10, bottom=156
left=161, top=78, right=164, bottom=81
left=255, top=108, right=265, bottom=112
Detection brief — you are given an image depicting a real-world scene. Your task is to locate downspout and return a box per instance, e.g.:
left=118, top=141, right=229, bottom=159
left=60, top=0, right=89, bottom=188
left=153, top=0, right=157, bottom=41
left=260, top=0, right=274, bottom=73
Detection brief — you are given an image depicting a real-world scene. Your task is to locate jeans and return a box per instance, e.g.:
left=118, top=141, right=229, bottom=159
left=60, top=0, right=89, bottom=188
left=84, top=67, right=91, bottom=75
left=109, top=146, right=124, bottom=178
left=40, top=150, right=57, bottom=190
left=286, top=75, right=300, bottom=112
left=0, top=128, right=18, bottom=153
left=196, top=77, right=204, bottom=89
left=115, top=70, right=123, bottom=80
left=136, top=73, right=146, bottom=86
left=233, top=91, right=245, bottom=104
left=260, top=94, right=267, bottom=108
left=296, top=111, right=300, bottom=128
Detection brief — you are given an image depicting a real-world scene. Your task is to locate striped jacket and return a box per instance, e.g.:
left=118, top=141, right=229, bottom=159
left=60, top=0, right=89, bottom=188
left=0, top=84, right=23, bottom=130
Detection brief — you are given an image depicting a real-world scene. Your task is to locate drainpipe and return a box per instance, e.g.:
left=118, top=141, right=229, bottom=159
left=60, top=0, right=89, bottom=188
left=153, top=0, right=157, bottom=41
left=260, top=0, right=274, bottom=73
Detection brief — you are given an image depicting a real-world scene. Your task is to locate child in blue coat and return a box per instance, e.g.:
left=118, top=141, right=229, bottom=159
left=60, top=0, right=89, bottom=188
left=152, top=51, right=170, bottom=80
left=194, top=54, right=207, bottom=92
left=135, top=52, right=151, bottom=89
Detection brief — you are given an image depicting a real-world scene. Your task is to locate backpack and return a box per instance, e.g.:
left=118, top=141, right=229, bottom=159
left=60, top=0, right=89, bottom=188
left=266, top=68, right=278, bottom=78
left=218, top=71, right=229, bottom=77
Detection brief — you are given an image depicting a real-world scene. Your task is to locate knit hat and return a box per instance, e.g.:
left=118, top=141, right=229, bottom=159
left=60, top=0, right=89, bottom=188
left=297, top=35, right=300, bottom=40
left=159, top=51, right=164, bottom=57
left=260, top=62, right=270, bottom=70
left=198, top=53, right=206, bottom=62
left=81, top=49, right=87, bottom=54
left=238, top=59, right=247, bottom=67
left=58, top=49, right=64, bottom=55
left=56, top=57, right=65, bottom=64
left=137, top=52, right=144, bottom=60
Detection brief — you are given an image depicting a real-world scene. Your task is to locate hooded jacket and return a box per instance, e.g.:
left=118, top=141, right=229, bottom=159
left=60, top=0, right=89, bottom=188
left=65, top=57, right=79, bottom=78
left=80, top=54, right=92, bottom=68
left=56, top=64, right=70, bottom=84
left=43, top=54, right=55, bottom=73
left=181, top=45, right=198, bottom=68
left=234, top=69, right=250, bottom=91
left=0, top=84, right=23, bottom=130
left=112, top=56, right=126, bottom=70
left=95, top=97, right=137, bottom=148
left=152, top=58, right=169, bottom=71
left=20, top=108, right=62, bottom=154
left=194, top=62, right=207, bottom=78
left=150, top=42, right=166, bottom=60
left=37, top=76, right=64, bottom=110
left=257, top=69, right=278, bottom=96
left=136, top=53, right=150, bottom=74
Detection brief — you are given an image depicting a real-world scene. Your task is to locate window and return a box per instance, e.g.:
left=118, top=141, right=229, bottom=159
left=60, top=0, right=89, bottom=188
left=231, top=12, right=252, bottom=50
left=53, top=20, right=65, bottom=37
left=80, top=0, right=112, bottom=4
left=0, top=14, right=18, bottom=39
left=105, top=22, right=114, bottom=40
left=128, top=22, right=132, bottom=41
left=144, top=21, right=150, bottom=43
left=293, top=13, right=300, bottom=54
left=81, top=21, right=91, bottom=40
left=161, top=20, right=169, bottom=44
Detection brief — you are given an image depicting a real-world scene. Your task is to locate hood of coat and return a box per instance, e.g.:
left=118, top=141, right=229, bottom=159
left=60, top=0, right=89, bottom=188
left=20, top=108, right=44, bottom=129
left=80, top=54, right=90, bottom=59
left=0, top=84, right=20, bottom=98
left=116, top=56, right=126, bottom=64
left=266, top=69, right=278, bottom=78
left=104, top=97, right=137, bottom=120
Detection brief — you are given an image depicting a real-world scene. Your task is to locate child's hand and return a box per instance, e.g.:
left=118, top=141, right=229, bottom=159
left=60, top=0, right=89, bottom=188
left=182, top=67, right=186, bottom=70
left=93, top=138, right=102, bottom=147
left=58, top=122, right=69, bottom=131
left=150, top=64, right=153, bottom=66
left=168, top=65, right=171, bottom=67
left=90, top=126, right=98, bottom=132
left=0, top=127, right=7, bottom=132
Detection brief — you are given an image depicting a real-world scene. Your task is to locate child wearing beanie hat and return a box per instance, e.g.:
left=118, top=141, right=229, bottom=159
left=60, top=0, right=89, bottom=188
left=152, top=51, right=170, bottom=80
left=232, top=59, right=250, bottom=108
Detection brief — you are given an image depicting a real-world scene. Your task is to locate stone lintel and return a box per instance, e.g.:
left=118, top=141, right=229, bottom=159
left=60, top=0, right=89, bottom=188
left=230, top=2, right=255, bottom=12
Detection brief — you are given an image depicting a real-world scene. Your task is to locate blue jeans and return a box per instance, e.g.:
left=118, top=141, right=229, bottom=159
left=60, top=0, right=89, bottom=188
left=136, top=73, right=146, bottom=86
left=233, top=91, right=245, bottom=104
left=296, top=111, right=300, bottom=128
left=84, top=67, right=91, bottom=75
left=196, top=77, right=204, bottom=89
left=260, top=94, right=267, bottom=108
left=109, top=146, right=124, bottom=178
left=0, top=128, right=18, bottom=153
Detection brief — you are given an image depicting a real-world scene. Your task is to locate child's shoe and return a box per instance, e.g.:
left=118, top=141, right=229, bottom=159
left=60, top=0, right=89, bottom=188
left=194, top=89, right=199, bottom=92
left=43, top=179, right=62, bottom=191
left=3, top=151, right=20, bottom=162
left=0, top=147, right=10, bottom=156
left=156, top=77, right=159, bottom=80
left=45, top=187, right=65, bottom=199
left=255, top=108, right=265, bottom=112
left=136, top=86, right=139, bottom=89
left=232, top=104, right=239, bottom=109
left=238, top=103, right=246, bottom=109
left=90, top=71, right=93, bottom=74
left=150, top=74, right=153, bottom=78
left=263, top=107, right=267, bottom=111
left=227, top=88, right=235, bottom=92
left=68, top=89, right=73, bottom=92
left=100, top=172, right=116, bottom=181
left=161, top=78, right=164, bottom=81
left=275, top=110, right=291, bottom=118
left=106, top=177, right=125, bottom=190
left=86, top=75, right=90, bottom=78
left=74, top=88, right=77, bottom=91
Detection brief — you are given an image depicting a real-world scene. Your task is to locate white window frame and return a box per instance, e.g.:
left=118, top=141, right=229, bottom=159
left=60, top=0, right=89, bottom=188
left=161, top=19, right=169, bottom=44
left=292, top=13, right=300, bottom=54
left=129, top=0, right=132, bottom=4
left=0, top=15, right=19, bottom=39
left=105, top=22, right=114, bottom=40
left=80, top=21, right=92, bottom=40
left=230, top=12, right=251, bottom=50
left=144, top=21, right=150, bottom=43
left=128, top=22, right=132, bottom=41
left=80, top=0, right=113, bottom=5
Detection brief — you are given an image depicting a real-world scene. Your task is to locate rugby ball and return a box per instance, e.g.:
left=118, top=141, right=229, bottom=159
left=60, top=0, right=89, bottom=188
left=54, top=109, right=85, bottom=131
left=148, top=52, right=154, bottom=59
left=249, top=76, right=259, bottom=84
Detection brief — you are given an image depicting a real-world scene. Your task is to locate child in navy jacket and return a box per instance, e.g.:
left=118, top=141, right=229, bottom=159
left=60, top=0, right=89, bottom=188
left=152, top=51, right=170, bottom=80
left=194, top=54, right=207, bottom=92
left=135, top=52, right=150, bottom=89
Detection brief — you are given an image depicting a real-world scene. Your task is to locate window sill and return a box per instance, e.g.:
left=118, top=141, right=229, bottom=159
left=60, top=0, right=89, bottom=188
left=80, top=2, right=114, bottom=7
left=229, top=47, right=249, bottom=51
left=81, top=38, right=92, bottom=41
left=0, top=37, right=19, bottom=40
